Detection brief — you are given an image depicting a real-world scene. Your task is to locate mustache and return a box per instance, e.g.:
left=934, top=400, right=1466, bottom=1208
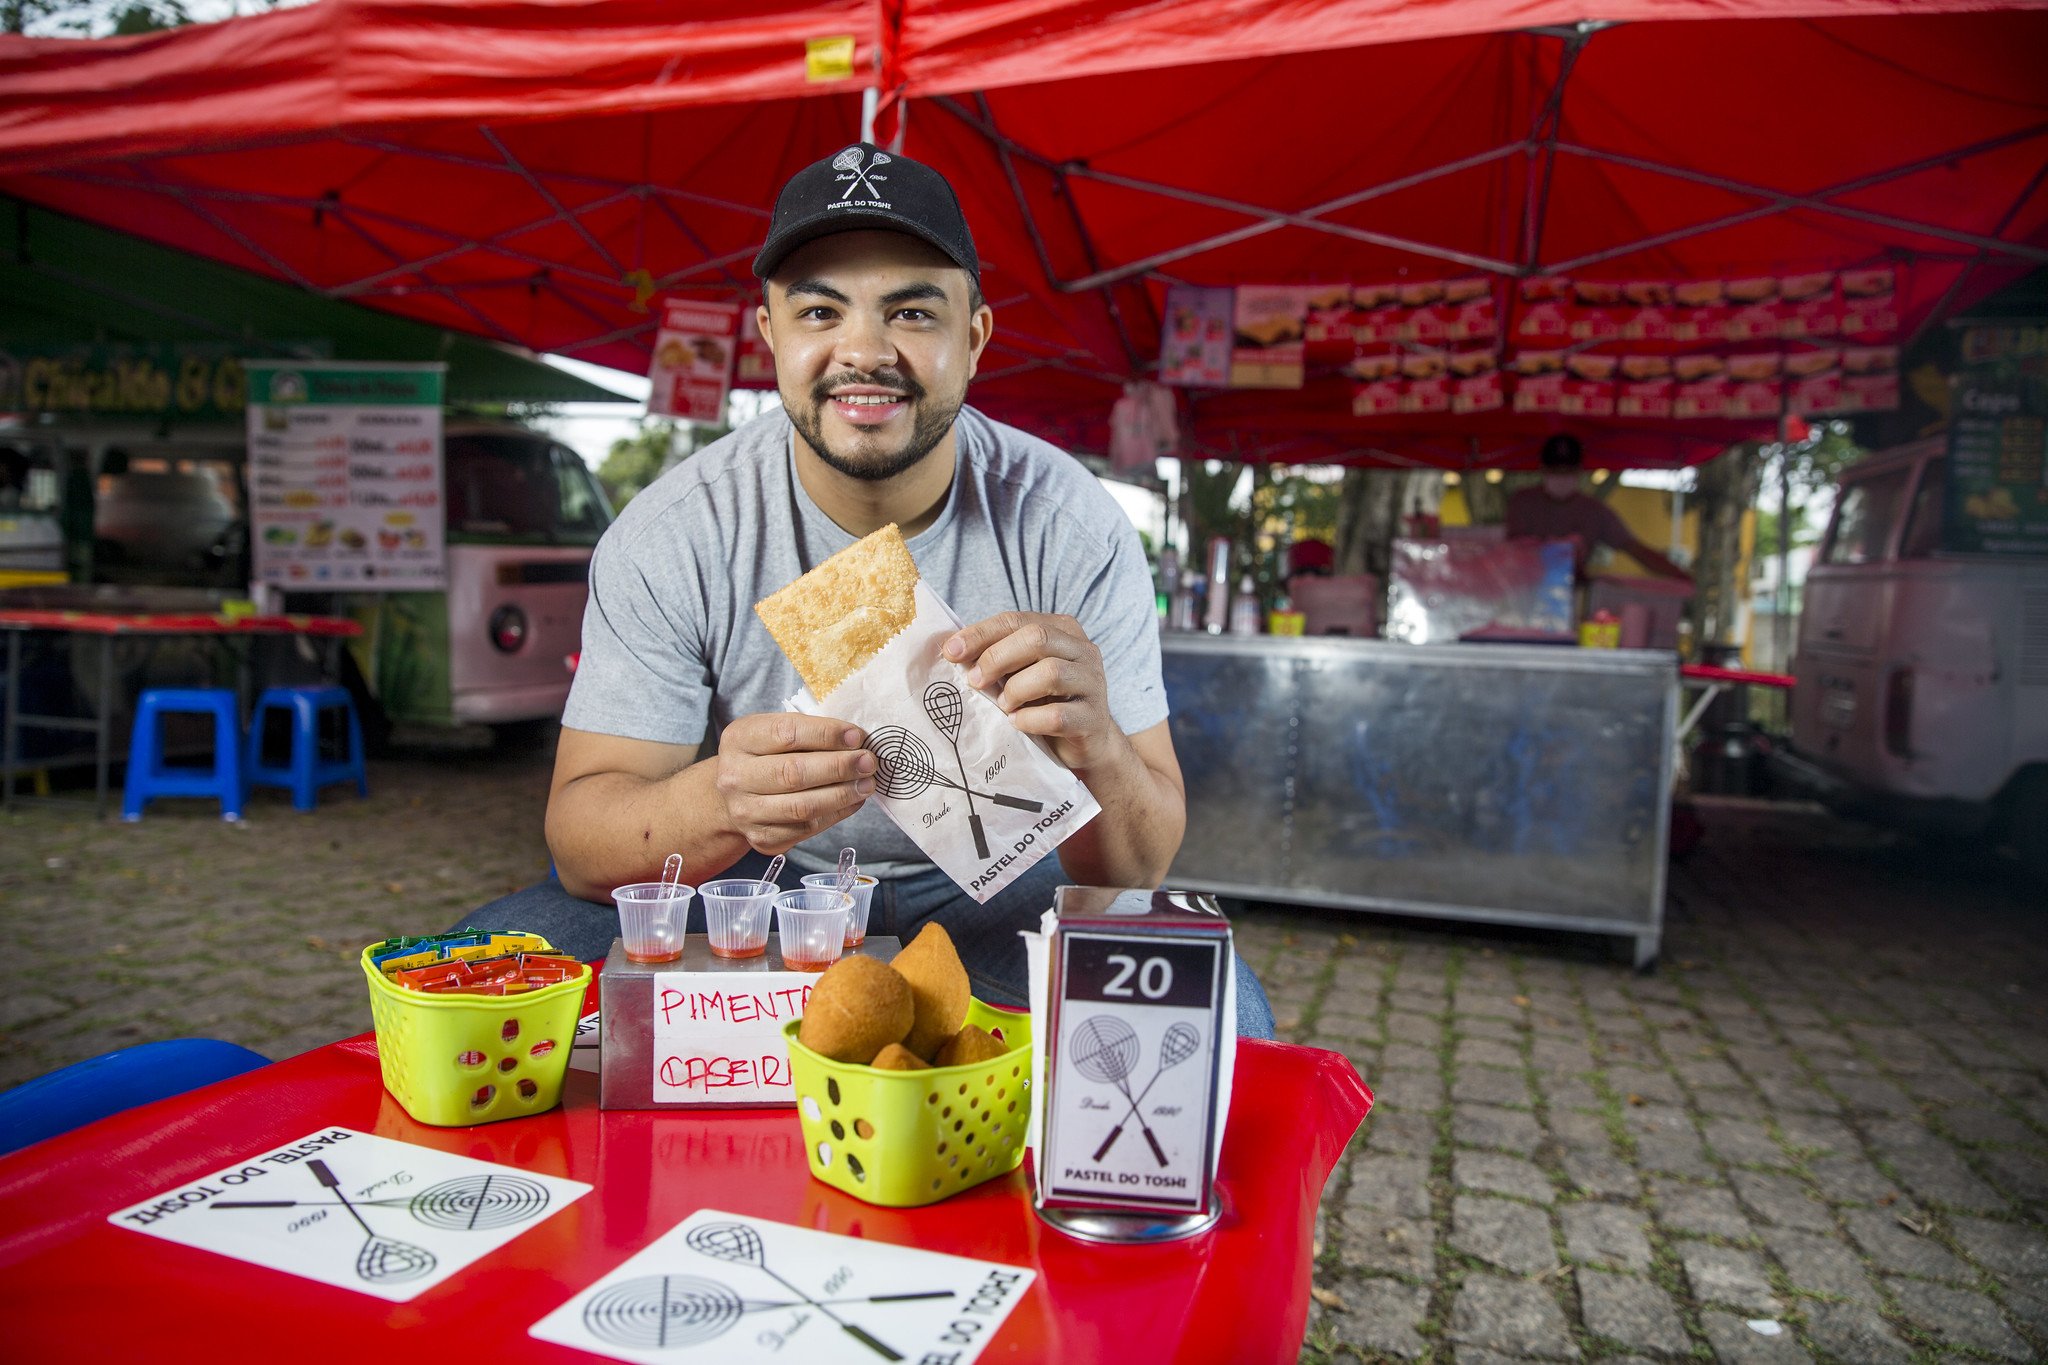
left=813, top=370, right=925, bottom=405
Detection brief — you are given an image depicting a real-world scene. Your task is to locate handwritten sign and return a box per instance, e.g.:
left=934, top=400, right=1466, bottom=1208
left=652, top=974, right=815, bottom=1105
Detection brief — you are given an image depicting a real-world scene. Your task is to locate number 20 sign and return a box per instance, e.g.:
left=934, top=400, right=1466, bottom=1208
left=1040, top=890, right=1230, bottom=1217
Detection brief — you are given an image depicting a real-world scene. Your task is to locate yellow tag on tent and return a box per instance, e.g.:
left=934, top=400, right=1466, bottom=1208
left=806, top=35, right=855, bottom=82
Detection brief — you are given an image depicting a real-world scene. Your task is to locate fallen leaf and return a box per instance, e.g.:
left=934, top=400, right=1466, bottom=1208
left=385, top=881, right=405, bottom=895
left=1627, top=1093, right=1647, bottom=1106
left=1513, top=995, right=1532, bottom=1008
left=1310, top=1286, right=1347, bottom=1312
left=1338, top=933, right=1358, bottom=948
left=1877, top=1192, right=1898, bottom=1206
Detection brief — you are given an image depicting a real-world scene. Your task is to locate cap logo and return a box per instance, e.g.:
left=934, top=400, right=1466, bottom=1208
left=829, top=146, right=892, bottom=209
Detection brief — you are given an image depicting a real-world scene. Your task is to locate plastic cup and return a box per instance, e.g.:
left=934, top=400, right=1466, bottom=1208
left=612, top=881, right=694, bottom=963
left=700, top=878, right=778, bottom=960
left=774, top=890, right=853, bottom=972
left=801, top=872, right=877, bottom=947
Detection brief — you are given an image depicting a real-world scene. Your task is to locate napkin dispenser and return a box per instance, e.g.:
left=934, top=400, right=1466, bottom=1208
left=1030, top=887, right=1234, bottom=1241
left=598, top=936, right=900, bottom=1110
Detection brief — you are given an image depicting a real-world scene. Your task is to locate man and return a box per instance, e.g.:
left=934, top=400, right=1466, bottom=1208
left=457, top=143, right=1273, bottom=1036
left=1504, top=433, right=1694, bottom=582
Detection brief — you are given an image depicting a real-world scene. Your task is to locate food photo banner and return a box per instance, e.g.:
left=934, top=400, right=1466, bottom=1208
left=649, top=298, right=740, bottom=421
left=1157, top=270, right=1903, bottom=420
left=247, top=361, right=446, bottom=590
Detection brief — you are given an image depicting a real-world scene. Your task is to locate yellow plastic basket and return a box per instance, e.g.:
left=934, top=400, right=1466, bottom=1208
left=783, top=998, right=1033, bottom=1208
left=359, top=940, right=590, bottom=1127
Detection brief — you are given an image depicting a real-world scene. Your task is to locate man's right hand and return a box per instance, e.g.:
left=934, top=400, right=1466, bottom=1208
left=713, top=713, right=875, bottom=854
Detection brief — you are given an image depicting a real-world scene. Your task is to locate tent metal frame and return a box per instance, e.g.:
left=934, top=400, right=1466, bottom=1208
left=931, top=24, right=2048, bottom=299
left=17, top=21, right=2045, bottom=406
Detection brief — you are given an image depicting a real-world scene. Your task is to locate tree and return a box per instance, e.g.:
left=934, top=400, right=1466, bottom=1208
left=1686, top=443, right=1761, bottom=660
left=597, top=421, right=677, bottom=507
left=7, top=0, right=190, bottom=34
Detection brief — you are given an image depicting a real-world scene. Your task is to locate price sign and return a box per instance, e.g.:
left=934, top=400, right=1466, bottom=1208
left=1039, top=907, right=1229, bottom=1217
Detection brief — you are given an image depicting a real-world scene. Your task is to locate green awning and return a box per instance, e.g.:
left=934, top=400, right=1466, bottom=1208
left=1, top=198, right=635, bottom=409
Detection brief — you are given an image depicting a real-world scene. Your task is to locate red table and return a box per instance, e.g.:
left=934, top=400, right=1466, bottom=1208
left=0, top=607, right=362, bottom=816
left=0, top=1026, right=1368, bottom=1363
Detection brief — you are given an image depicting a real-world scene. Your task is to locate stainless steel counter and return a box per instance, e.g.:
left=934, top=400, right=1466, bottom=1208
left=1161, top=634, right=1676, bottom=967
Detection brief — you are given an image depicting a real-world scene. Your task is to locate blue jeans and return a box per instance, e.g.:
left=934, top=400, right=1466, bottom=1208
left=452, top=853, right=1276, bottom=1040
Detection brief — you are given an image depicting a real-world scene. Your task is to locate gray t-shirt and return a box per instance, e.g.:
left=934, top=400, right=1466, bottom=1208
left=563, top=405, right=1167, bottom=878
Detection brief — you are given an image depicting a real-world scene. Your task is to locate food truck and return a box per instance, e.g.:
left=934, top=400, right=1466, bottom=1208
left=1777, top=436, right=2048, bottom=880
left=0, top=416, right=611, bottom=741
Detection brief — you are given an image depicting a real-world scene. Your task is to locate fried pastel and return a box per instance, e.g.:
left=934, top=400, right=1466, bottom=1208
left=870, top=1043, right=931, bottom=1071
left=796, top=953, right=913, bottom=1064
left=934, top=1022, right=1008, bottom=1068
left=753, top=523, right=919, bottom=699
left=893, top=922, right=972, bottom=1061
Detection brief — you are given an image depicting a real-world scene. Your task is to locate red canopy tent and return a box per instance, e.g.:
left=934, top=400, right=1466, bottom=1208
left=2, top=0, right=2043, bottom=467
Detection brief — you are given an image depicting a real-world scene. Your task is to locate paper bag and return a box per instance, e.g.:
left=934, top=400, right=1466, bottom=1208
left=790, top=581, right=1101, bottom=901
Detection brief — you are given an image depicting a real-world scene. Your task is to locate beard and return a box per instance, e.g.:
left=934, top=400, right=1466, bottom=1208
left=786, top=368, right=961, bottom=483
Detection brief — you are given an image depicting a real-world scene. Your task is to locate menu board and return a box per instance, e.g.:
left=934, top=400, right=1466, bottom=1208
left=648, top=297, right=740, bottom=421
left=247, top=362, right=445, bottom=591
left=1942, top=323, right=2048, bottom=556
left=1163, top=267, right=1902, bottom=417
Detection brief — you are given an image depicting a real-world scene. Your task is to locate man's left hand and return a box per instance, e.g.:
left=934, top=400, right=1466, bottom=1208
left=944, top=612, right=1123, bottom=773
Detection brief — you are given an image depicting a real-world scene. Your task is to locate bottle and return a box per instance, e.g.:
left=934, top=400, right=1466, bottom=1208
left=1202, top=537, right=1232, bottom=634
left=1157, top=546, right=1181, bottom=630
left=1228, top=573, right=1261, bottom=635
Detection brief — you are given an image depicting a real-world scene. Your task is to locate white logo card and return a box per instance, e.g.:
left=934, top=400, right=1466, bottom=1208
left=1041, top=932, right=1227, bottom=1213
left=108, top=1126, right=590, bottom=1302
left=531, top=1208, right=1034, bottom=1364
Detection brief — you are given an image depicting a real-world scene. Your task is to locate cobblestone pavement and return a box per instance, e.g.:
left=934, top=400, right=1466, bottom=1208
left=1249, top=800, right=2048, bottom=1365
left=4, top=746, right=2044, bottom=1364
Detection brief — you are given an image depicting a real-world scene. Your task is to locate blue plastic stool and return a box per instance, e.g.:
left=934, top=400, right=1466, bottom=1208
left=122, top=688, right=245, bottom=822
left=0, top=1039, right=270, bottom=1157
left=246, top=685, right=368, bottom=812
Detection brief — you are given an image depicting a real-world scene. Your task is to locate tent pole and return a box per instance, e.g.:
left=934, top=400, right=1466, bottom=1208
left=649, top=195, right=750, bottom=290
left=51, top=170, right=635, bottom=293
left=929, top=97, right=1518, bottom=288
left=1542, top=121, right=2048, bottom=273
left=1909, top=156, right=2048, bottom=347
left=1520, top=25, right=1594, bottom=269
left=861, top=87, right=879, bottom=144
left=340, top=137, right=768, bottom=218
left=1058, top=157, right=1520, bottom=287
left=324, top=210, right=533, bottom=348
left=1551, top=131, right=2048, bottom=266
left=136, top=172, right=320, bottom=292
left=965, top=92, right=1146, bottom=372
left=482, top=127, right=625, bottom=274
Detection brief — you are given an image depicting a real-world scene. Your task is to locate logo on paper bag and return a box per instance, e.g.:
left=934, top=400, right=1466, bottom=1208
left=867, top=681, right=1043, bottom=862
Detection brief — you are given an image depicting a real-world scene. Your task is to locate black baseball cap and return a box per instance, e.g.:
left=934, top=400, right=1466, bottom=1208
left=752, top=142, right=979, bottom=283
